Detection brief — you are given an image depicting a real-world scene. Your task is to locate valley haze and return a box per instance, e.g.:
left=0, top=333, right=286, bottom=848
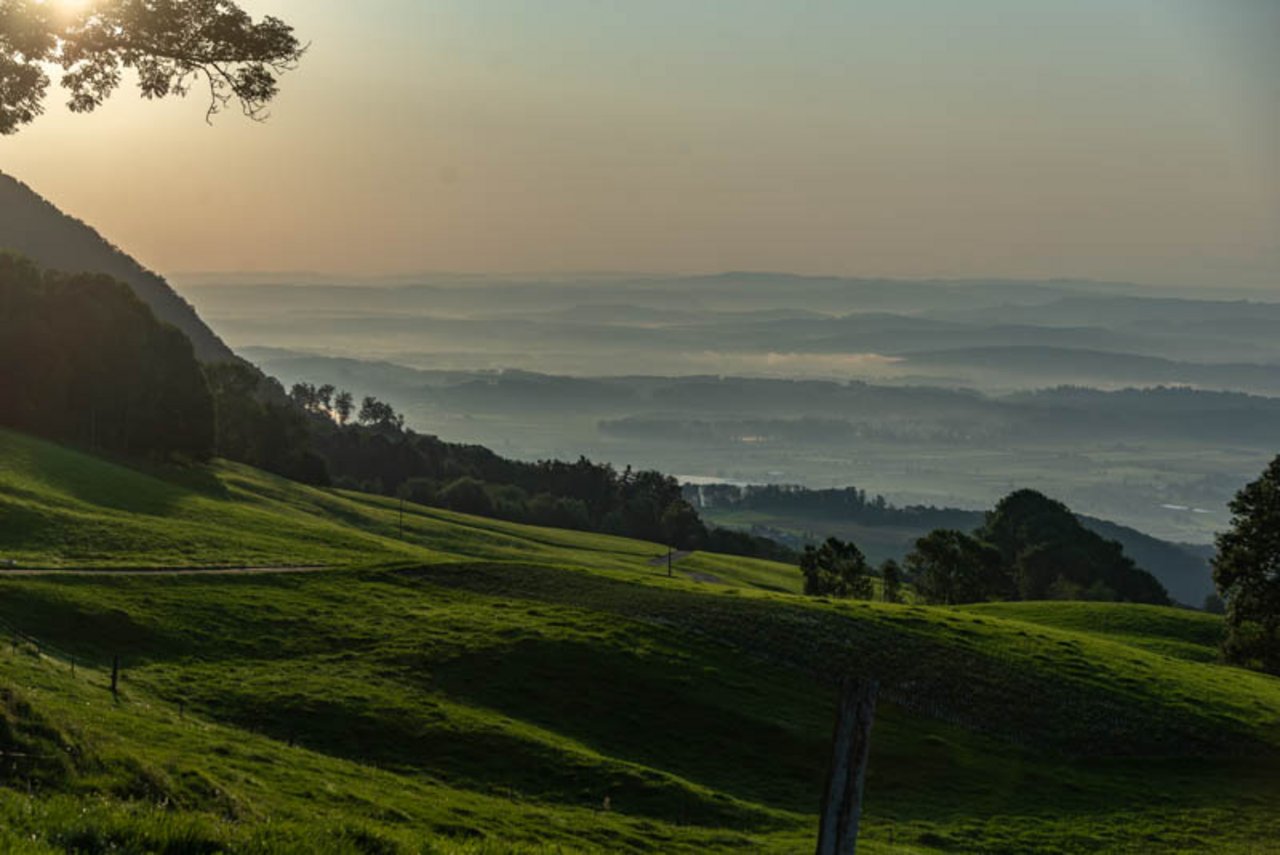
left=174, top=269, right=1280, bottom=550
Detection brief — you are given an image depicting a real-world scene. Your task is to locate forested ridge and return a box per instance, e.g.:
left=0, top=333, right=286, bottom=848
left=0, top=173, right=234, bottom=361
left=0, top=254, right=213, bottom=459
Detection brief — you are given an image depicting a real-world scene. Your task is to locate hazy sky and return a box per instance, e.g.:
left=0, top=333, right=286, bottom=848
left=3, top=0, right=1278, bottom=287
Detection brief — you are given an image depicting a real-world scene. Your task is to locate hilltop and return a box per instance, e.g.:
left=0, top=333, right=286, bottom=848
left=2, top=428, right=1279, bottom=852
left=0, top=172, right=234, bottom=362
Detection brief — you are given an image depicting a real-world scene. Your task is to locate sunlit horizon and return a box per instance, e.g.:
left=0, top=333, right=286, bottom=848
left=3, top=0, right=1277, bottom=289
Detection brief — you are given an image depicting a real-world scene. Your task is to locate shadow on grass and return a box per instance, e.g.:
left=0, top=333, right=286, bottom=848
left=22, top=439, right=229, bottom=517
left=431, top=638, right=827, bottom=815
left=189, top=687, right=787, bottom=831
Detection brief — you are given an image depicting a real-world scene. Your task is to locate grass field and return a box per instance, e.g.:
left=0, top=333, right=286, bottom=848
left=2, top=429, right=1280, bottom=853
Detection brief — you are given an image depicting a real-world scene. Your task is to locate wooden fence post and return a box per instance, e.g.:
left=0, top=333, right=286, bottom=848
left=816, top=677, right=879, bottom=855
left=110, top=656, right=120, bottom=698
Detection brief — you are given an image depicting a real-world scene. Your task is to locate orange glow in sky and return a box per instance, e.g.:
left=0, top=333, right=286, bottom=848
left=3, top=0, right=1277, bottom=288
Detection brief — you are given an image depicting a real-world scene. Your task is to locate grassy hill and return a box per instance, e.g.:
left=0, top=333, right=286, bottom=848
left=2, top=428, right=1279, bottom=853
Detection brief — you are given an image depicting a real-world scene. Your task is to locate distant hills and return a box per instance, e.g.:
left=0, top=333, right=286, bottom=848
left=0, top=172, right=234, bottom=362
left=901, top=346, right=1280, bottom=396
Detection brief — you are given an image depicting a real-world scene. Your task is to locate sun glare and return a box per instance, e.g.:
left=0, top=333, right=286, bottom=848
left=42, top=0, right=94, bottom=16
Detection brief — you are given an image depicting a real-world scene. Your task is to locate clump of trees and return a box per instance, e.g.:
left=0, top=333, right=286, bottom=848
left=801, top=537, right=874, bottom=598
left=907, top=529, right=1008, bottom=605
left=977, top=490, right=1168, bottom=604
left=890, top=490, right=1170, bottom=606
left=797, top=538, right=903, bottom=601
left=796, top=490, right=1169, bottom=606
left=1213, top=455, right=1280, bottom=674
left=205, top=364, right=328, bottom=484
left=0, top=253, right=213, bottom=459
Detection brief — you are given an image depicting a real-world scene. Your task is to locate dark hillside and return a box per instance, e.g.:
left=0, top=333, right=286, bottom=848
left=0, top=172, right=234, bottom=362
left=0, top=255, right=214, bottom=459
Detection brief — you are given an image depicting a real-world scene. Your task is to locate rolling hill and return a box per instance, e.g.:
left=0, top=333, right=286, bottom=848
left=2, top=428, right=1279, bottom=853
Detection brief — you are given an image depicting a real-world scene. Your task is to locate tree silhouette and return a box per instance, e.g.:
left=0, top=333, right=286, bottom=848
left=1213, top=455, right=1280, bottom=674
left=0, top=0, right=303, bottom=134
left=800, top=537, right=873, bottom=599
left=880, top=559, right=902, bottom=603
left=333, top=390, right=354, bottom=426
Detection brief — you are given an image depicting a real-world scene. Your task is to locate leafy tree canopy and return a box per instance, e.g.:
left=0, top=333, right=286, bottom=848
left=977, top=490, right=1168, bottom=605
left=907, top=529, right=1007, bottom=605
left=1213, top=455, right=1280, bottom=674
left=801, top=537, right=873, bottom=599
left=0, top=0, right=302, bottom=134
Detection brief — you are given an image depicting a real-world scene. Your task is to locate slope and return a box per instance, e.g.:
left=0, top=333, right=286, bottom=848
left=0, top=428, right=679, bottom=575
left=0, top=172, right=234, bottom=362
left=2, top=430, right=1279, bottom=852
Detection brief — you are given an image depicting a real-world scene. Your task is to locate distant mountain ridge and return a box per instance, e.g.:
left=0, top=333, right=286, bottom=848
left=0, top=172, right=235, bottom=362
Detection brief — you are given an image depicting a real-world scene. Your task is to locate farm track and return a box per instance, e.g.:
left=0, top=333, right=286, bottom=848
left=0, top=565, right=330, bottom=577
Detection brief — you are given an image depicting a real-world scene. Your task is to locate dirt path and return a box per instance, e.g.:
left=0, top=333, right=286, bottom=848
left=0, top=565, right=330, bottom=578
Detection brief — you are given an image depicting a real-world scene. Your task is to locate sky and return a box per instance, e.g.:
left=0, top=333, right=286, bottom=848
left=2, top=0, right=1278, bottom=288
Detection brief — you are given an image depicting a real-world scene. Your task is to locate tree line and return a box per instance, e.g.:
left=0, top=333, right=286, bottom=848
left=688, top=482, right=978, bottom=530
left=282, top=382, right=791, bottom=559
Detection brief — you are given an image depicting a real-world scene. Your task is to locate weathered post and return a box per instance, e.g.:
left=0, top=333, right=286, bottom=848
left=667, top=547, right=673, bottom=578
left=816, top=677, right=879, bottom=855
left=110, top=656, right=120, bottom=698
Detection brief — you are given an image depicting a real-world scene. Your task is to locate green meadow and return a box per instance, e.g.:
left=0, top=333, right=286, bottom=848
left=2, top=428, right=1279, bottom=853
